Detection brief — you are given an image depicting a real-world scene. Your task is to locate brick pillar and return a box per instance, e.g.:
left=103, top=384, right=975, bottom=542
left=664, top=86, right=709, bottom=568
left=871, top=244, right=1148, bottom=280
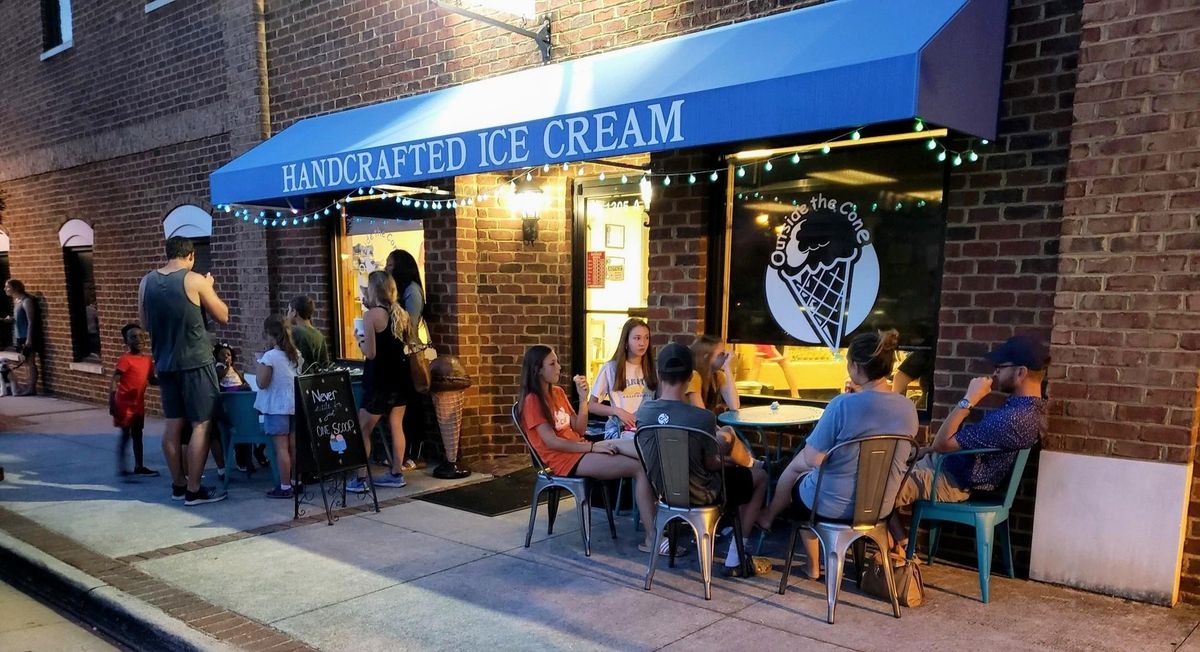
left=647, top=150, right=714, bottom=347
left=1031, top=0, right=1200, bottom=605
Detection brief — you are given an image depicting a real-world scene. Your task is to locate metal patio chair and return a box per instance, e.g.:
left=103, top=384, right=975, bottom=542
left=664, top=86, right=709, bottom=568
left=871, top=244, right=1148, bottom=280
left=905, top=447, right=1032, bottom=603
left=778, top=434, right=918, bottom=624
left=635, top=424, right=752, bottom=601
left=512, top=403, right=617, bottom=557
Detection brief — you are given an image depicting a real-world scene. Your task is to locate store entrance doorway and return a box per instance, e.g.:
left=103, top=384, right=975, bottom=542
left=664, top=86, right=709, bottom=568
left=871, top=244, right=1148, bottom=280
left=571, top=180, right=650, bottom=384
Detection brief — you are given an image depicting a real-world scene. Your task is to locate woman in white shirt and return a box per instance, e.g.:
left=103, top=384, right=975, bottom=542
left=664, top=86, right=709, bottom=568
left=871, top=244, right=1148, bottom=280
left=254, top=315, right=303, bottom=499
left=588, top=318, right=658, bottom=439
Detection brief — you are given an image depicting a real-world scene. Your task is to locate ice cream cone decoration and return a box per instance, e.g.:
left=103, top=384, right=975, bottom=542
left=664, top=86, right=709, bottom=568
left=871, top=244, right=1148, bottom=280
left=429, top=355, right=472, bottom=479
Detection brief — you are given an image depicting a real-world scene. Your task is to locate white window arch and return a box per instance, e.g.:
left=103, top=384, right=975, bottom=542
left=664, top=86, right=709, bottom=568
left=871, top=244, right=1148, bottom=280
left=163, top=205, right=213, bottom=239
left=58, top=219, right=94, bottom=247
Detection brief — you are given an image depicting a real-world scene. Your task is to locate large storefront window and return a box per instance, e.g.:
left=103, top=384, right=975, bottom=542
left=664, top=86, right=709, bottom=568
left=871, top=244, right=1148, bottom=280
left=723, top=139, right=945, bottom=410
left=334, top=215, right=425, bottom=360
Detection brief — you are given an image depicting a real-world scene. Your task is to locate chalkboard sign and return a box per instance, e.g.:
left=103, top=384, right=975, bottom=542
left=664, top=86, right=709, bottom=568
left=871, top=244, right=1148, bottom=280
left=295, top=371, right=368, bottom=477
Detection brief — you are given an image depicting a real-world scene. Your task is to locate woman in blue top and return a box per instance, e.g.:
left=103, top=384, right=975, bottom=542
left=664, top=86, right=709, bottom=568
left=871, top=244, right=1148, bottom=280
left=755, top=329, right=918, bottom=580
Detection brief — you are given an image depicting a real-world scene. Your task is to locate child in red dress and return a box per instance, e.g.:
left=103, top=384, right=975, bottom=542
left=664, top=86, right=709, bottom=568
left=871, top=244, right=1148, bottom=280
left=111, top=323, right=159, bottom=477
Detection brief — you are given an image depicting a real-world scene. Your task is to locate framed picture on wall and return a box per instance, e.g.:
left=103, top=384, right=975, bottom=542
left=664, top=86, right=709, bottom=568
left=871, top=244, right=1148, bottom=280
left=605, top=224, right=625, bottom=249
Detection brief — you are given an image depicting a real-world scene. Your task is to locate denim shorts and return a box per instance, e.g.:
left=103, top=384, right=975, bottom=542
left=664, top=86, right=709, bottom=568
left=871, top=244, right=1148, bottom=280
left=262, top=414, right=292, bottom=436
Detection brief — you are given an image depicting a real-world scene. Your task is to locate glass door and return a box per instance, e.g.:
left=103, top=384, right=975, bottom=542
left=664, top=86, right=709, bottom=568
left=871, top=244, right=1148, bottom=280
left=574, top=184, right=650, bottom=382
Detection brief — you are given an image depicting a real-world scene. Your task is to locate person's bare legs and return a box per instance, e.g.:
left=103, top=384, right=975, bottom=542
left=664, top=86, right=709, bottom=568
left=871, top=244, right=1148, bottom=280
left=756, top=456, right=807, bottom=530
left=738, top=464, right=768, bottom=538
left=161, top=417, right=186, bottom=487
left=185, top=421, right=212, bottom=492
left=357, top=409, right=383, bottom=480
left=209, top=430, right=226, bottom=473
left=798, top=529, right=821, bottom=578
left=386, top=406, right=407, bottom=475
left=270, top=433, right=292, bottom=488
left=575, top=450, right=657, bottom=548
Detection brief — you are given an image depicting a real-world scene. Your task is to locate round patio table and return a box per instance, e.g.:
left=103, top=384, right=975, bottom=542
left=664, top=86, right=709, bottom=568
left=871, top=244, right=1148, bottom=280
left=719, top=404, right=824, bottom=553
left=718, top=404, right=825, bottom=467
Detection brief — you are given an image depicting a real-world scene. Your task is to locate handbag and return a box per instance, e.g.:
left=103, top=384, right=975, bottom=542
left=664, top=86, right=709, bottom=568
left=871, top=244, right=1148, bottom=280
left=860, top=550, right=925, bottom=608
left=406, top=314, right=434, bottom=394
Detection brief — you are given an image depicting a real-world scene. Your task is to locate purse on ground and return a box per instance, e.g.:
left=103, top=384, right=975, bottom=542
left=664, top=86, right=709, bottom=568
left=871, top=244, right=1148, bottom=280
left=861, top=550, right=925, bottom=608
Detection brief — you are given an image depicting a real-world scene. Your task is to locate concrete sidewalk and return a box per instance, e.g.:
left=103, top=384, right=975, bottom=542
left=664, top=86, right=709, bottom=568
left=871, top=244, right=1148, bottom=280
left=2, top=395, right=1200, bottom=651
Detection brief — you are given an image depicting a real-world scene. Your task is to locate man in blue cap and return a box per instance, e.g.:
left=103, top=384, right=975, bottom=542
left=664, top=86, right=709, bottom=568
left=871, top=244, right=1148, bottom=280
left=888, top=334, right=1048, bottom=550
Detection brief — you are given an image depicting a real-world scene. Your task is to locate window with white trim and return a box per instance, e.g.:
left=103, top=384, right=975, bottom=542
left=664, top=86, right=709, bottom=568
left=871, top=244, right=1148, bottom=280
left=58, top=219, right=98, bottom=362
left=0, top=230, right=11, bottom=350
left=163, top=205, right=213, bottom=274
left=40, top=0, right=73, bottom=54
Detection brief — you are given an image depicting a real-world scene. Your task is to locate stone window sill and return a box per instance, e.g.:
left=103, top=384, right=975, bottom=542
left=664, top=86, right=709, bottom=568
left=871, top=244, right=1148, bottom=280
left=69, top=361, right=104, bottom=375
left=40, top=41, right=73, bottom=61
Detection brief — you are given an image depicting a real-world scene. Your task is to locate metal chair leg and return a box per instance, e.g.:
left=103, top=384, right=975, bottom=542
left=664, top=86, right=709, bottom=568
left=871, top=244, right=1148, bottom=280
left=696, top=523, right=713, bottom=601
left=823, top=540, right=846, bottom=624
left=577, top=488, right=593, bottom=557
left=644, top=512, right=667, bottom=590
left=546, top=487, right=560, bottom=535
left=602, top=482, right=618, bottom=540
left=525, top=485, right=542, bottom=548
left=732, top=515, right=751, bottom=577
left=778, top=522, right=800, bottom=595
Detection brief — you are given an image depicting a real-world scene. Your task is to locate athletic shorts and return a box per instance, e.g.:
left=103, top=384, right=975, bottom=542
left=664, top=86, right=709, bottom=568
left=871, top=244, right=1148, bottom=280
left=159, top=365, right=219, bottom=423
left=724, top=466, right=755, bottom=507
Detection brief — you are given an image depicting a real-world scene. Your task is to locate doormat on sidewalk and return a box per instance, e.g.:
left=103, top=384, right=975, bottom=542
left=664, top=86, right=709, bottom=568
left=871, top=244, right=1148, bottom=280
left=415, top=467, right=547, bottom=517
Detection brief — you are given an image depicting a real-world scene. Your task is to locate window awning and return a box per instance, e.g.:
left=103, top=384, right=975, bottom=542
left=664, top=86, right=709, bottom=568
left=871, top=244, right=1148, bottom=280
left=211, top=0, right=1006, bottom=206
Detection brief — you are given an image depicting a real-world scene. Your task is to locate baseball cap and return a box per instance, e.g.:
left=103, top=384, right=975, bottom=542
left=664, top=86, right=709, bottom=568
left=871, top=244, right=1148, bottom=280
left=657, top=342, right=694, bottom=376
left=985, top=334, right=1049, bottom=371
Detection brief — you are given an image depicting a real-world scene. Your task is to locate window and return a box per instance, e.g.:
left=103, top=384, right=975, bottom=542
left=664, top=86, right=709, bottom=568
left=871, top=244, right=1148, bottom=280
left=163, top=205, right=212, bottom=273
left=720, top=138, right=945, bottom=411
left=40, top=0, right=73, bottom=57
left=58, top=219, right=98, bottom=363
left=333, top=208, right=426, bottom=360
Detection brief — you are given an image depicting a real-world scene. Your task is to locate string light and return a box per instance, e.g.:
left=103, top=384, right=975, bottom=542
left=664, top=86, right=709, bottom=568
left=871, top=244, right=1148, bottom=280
left=821, top=145, right=831, bottom=154
left=914, top=118, right=925, bottom=132
left=764, top=161, right=773, bottom=172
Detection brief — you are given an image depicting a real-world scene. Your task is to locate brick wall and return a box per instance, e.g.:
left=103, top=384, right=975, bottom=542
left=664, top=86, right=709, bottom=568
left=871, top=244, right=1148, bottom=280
left=0, top=136, right=230, bottom=403
left=1049, top=0, right=1200, bottom=600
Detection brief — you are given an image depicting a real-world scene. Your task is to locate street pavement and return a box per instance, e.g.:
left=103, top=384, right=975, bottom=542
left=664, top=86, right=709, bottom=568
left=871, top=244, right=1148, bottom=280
left=2, top=395, right=1200, bottom=651
left=0, top=579, right=120, bottom=652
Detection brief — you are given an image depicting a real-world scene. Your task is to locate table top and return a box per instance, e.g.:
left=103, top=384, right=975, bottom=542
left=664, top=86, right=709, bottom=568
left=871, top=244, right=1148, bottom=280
left=718, top=404, right=825, bottom=428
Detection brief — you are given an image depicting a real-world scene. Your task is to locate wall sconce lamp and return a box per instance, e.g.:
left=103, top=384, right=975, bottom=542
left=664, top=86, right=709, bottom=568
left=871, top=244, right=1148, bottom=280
left=639, top=174, right=653, bottom=227
left=513, top=179, right=545, bottom=244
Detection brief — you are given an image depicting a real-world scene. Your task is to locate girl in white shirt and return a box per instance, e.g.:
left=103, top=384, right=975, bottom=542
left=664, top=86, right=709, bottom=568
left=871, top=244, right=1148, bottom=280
left=255, top=315, right=303, bottom=499
left=589, top=318, right=658, bottom=439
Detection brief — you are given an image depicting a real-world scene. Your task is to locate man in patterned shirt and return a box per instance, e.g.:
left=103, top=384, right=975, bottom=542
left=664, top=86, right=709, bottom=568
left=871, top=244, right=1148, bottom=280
left=888, top=334, right=1048, bottom=550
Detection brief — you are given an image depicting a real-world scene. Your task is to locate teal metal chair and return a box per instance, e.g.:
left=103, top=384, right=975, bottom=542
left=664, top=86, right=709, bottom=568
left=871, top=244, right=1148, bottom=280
left=217, top=391, right=279, bottom=489
left=904, top=447, right=1032, bottom=604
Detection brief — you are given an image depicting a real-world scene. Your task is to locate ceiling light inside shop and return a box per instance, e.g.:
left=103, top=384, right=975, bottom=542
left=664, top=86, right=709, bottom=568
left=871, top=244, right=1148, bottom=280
left=733, top=150, right=774, bottom=161
left=745, top=201, right=799, bottom=213
left=807, top=169, right=898, bottom=186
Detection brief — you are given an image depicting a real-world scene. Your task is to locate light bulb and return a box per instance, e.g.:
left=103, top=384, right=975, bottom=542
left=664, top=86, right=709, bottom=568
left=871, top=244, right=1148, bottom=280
left=851, top=130, right=861, bottom=140
left=688, top=174, right=696, bottom=184
left=981, top=139, right=990, bottom=145
left=821, top=145, right=831, bottom=154
left=926, top=139, right=937, bottom=150
left=914, top=119, right=924, bottom=132
left=542, top=163, right=550, bottom=172
left=621, top=175, right=628, bottom=184
left=709, top=171, right=718, bottom=182
left=952, top=154, right=963, bottom=166
left=765, top=161, right=773, bottom=172
left=791, top=153, right=800, bottom=164
left=663, top=175, right=671, bottom=186
left=937, top=151, right=947, bottom=162
left=526, top=172, right=533, bottom=181
left=599, top=172, right=606, bottom=181
left=968, top=151, right=979, bottom=162
left=737, top=167, right=745, bottom=177
left=562, top=162, right=570, bottom=171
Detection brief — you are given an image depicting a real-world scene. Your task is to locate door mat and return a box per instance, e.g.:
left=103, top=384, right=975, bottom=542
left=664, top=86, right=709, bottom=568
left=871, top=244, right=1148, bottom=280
left=415, top=466, right=545, bottom=517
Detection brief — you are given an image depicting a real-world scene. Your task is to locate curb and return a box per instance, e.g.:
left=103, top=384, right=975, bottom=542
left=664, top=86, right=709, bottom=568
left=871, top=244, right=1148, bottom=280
left=0, top=530, right=237, bottom=652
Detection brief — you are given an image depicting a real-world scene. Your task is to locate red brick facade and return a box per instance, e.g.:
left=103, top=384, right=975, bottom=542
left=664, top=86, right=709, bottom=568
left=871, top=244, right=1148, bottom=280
left=3, top=0, right=1200, bottom=602
left=1050, top=0, right=1200, bottom=601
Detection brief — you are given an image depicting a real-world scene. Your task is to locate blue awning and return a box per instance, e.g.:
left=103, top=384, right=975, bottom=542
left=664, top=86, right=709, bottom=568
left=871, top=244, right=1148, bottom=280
left=211, top=0, right=1006, bottom=206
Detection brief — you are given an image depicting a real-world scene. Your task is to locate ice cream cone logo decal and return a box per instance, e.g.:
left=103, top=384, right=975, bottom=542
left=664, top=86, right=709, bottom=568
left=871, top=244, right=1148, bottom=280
left=765, top=194, right=880, bottom=356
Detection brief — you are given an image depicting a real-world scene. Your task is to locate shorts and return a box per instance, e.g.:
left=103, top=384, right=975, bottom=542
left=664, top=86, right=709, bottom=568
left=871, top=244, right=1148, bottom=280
left=787, top=480, right=816, bottom=521
left=361, top=386, right=410, bottom=415
left=723, top=466, right=755, bottom=507
left=263, top=414, right=292, bottom=436
left=159, top=365, right=219, bottom=423
left=892, top=456, right=971, bottom=509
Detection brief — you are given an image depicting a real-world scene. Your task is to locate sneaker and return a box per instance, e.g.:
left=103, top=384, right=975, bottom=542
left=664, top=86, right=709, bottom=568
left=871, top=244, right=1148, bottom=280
left=184, top=486, right=227, bottom=506
left=639, top=537, right=691, bottom=557
left=401, top=458, right=418, bottom=471
left=346, top=477, right=368, bottom=494
left=171, top=484, right=187, bottom=501
left=373, top=472, right=407, bottom=488
left=133, top=466, right=160, bottom=477
left=234, top=462, right=252, bottom=473
left=266, top=486, right=294, bottom=499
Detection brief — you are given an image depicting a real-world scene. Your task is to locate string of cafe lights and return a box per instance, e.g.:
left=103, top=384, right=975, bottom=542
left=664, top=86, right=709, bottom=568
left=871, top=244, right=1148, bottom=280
left=216, top=118, right=989, bottom=228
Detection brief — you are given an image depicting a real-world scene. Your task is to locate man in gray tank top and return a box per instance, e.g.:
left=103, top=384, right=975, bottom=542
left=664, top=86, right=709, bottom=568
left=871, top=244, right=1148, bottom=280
left=139, top=236, right=230, bottom=506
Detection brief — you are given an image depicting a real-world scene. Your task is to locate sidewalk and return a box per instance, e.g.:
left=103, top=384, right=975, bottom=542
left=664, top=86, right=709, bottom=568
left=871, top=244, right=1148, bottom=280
left=2, top=395, right=1200, bottom=651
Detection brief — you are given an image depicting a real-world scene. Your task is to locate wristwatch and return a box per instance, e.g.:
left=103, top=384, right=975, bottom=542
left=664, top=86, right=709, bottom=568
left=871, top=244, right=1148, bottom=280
left=956, top=398, right=973, bottom=411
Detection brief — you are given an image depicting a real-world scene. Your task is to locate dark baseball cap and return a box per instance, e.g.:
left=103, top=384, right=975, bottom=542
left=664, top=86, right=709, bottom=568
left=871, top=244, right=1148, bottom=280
left=985, top=334, right=1049, bottom=371
left=658, top=342, right=695, bottom=376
